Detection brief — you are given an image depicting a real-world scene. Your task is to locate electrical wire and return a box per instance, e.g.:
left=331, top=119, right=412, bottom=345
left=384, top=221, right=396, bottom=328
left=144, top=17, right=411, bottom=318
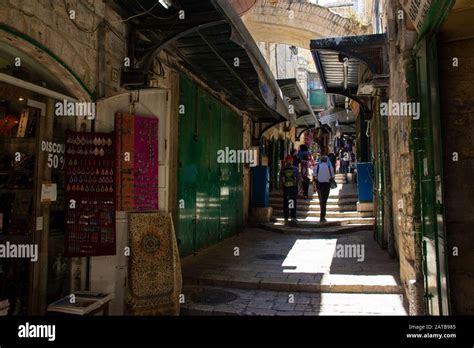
left=63, top=0, right=128, bottom=42
left=104, top=21, right=126, bottom=43
left=136, top=1, right=179, bottom=20
left=108, top=0, right=163, bottom=24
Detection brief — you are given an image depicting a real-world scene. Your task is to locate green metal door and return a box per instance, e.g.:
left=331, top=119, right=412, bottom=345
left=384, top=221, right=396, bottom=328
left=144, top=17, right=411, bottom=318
left=208, top=92, right=222, bottom=244
left=414, top=38, right=450, bottom=315
left=177, top=76, right=198, bottom=256
left=195, top=88, right=210, bottom=250
left=232, top=111, right=244, bottom=232
left=177, top=75, right=243, bottom=256
left=220, top=107, right=232, bottom=239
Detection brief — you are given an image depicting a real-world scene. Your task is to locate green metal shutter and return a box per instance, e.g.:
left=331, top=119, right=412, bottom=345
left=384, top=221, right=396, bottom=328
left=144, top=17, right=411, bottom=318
left=177, top=75, right=243, bottom=256
left=177, top=76, right=198, bottom=256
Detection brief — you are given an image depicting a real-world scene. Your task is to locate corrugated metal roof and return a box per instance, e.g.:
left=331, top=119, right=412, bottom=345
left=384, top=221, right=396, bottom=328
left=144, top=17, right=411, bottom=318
left=277, top=78, right=319, bottom=127
left=110, top=0, right=289, bottom=121
left=310, top=34, right=387, bottom=105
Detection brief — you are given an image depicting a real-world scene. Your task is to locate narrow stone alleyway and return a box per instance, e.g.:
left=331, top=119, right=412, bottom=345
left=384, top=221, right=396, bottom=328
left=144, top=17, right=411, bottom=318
left=180, top=227, right=408, bottom=316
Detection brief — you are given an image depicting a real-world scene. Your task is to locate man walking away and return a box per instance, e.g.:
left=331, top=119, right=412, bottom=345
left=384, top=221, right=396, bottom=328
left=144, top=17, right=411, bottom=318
left=314, top=155, right=335, bottom=223
left=280, top=155, right=300, bottom=225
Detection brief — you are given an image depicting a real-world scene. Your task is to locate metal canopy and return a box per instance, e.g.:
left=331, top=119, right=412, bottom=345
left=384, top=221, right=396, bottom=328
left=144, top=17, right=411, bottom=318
left=277, top=78, right=319, bottom=128
left=110, top=0, right=289, bottom=121
left=310, top=34, right=387, bottom=105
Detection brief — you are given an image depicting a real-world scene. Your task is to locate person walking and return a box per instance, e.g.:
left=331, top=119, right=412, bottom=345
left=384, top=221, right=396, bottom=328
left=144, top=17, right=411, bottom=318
left=280, top=155, right=300, bottom=224
left=314, top=155, right=335, bottom=223
left=312, top=154, right=321, bottom=193
left=290, top=148, right=300, bottom=168
left=300, top=154, right=311, bottom=200
left=328, top=152, right=337, bottom=172
left=341, top=150, right=350, bottom=174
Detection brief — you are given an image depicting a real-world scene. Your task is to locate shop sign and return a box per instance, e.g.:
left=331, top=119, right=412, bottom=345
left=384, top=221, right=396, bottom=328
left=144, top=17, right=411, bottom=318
left=41, top=140, right=65, bottom=169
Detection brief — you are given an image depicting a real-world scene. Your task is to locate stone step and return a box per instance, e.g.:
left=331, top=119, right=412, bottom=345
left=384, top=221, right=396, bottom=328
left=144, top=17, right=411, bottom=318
left=180, top=285, right=407, bottom=316
left=271, top=209, right=371, bottom=218
left=259, top=222, right=373, bottom=235
left=270, top=193, right=358, bottom=200
left=270, top=217, right=374, bottom=225
left=183, top=271, right=403, bottom=295
left=269, top=195, right=357, bottom=205
left=269, top=203, right=357, bottom=212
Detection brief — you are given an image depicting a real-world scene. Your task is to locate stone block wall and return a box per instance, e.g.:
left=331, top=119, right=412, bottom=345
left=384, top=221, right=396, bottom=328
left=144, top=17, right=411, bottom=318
left=384, top=0, right=424, bottom=315
left=2, top=0, right=127, bottom=99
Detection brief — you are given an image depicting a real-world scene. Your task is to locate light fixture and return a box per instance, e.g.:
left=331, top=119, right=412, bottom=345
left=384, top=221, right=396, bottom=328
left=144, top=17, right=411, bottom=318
left=18, top=97, right=24, bottom=101
left=159, top=0, right=172, bottom=9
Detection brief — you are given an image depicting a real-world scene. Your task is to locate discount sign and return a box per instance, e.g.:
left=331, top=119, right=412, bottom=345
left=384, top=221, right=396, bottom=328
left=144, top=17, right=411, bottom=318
left=41, top=140, right=65, bottom=169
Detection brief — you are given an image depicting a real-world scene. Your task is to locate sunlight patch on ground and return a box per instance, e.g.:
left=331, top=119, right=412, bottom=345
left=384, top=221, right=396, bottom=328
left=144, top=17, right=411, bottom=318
left=282, top=239, right=337, bottom=273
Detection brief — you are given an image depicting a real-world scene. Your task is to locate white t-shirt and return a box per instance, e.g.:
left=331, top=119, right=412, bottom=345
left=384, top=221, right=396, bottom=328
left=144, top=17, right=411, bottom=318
left=315, top=162, right=334, bottom=183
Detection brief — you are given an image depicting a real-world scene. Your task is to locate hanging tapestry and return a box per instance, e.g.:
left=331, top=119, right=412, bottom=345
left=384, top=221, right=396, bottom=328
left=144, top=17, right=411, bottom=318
left=64, top=131, right=116, bottom=257
left=116, top=113, right=159, bottom=211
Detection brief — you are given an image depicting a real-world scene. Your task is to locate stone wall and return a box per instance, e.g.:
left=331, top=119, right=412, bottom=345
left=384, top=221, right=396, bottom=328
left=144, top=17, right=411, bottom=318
left=1, top=0, right=127, bottom=99
left=384, top=0, right=424, bottom=315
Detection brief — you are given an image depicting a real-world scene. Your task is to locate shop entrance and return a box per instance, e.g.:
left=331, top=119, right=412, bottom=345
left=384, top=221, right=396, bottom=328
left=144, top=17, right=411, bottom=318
left=0, top=37, right=87, bottom=315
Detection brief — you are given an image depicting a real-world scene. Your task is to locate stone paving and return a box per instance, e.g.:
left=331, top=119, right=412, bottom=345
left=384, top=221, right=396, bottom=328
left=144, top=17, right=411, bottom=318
left=181, top=285, right=407, bottom=316
left=180, top=228, right=408, bottom=315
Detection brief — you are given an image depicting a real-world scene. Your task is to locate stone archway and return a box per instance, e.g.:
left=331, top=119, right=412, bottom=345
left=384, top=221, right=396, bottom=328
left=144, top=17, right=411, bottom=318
left=0, top=26, right=93, bottom=101
left=241, top=0, right=369, bottom=49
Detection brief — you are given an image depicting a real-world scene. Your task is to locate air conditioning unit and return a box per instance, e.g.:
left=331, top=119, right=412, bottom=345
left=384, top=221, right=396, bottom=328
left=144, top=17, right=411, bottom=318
left=121, top=69, right=150, bottom=88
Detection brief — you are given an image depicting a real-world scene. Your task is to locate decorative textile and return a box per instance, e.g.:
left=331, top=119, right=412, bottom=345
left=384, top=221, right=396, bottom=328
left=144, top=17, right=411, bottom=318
left=64, top=131, right=116, bottom=257
left=126, top=212, right=182, bottom=315
left=116, top=113, right=159, bottom=211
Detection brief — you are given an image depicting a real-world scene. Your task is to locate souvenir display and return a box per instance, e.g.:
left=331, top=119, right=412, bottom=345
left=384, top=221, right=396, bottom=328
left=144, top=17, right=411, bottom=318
left=64, top=131, right=116, bottom=257
left=116, top=113, right=159, bottom=211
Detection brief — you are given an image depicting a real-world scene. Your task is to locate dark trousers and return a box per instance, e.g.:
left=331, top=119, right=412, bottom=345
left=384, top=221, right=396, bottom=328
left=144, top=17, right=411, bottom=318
left=342, top=161, right=349, bottom=174
left=283, top=186, right=297, bottom=219
left=316, top=182, right=331, bottom=219
left=302, top=177, right=310, bottom=197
